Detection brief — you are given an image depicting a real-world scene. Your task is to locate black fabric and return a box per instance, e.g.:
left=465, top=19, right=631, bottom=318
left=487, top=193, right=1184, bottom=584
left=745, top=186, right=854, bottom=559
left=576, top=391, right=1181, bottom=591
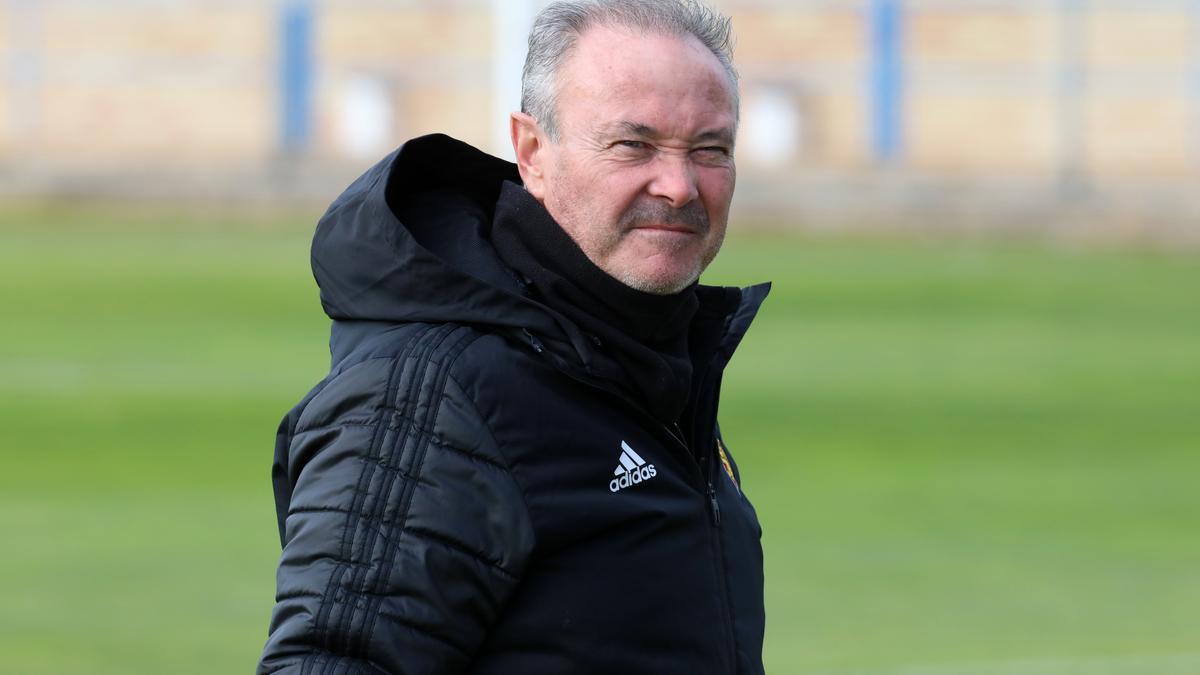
left=490, top=180, right=698, bottom=422
left=259, top=134, right=771, bottom=675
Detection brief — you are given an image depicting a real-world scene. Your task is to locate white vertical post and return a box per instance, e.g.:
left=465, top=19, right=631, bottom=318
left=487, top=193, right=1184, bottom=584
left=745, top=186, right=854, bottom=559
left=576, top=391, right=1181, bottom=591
left=1191, top=0, right=1200, bottom=170
left=490, top=0, right=543, bottom=161
left=1056, top=0, right=1087, bottom=195
left=8, top=0, right=44, bottom=147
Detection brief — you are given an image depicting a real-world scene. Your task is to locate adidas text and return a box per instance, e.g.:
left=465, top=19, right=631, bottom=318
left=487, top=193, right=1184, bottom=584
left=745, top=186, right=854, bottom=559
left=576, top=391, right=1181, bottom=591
left=609, top=465, right=657, bottom=493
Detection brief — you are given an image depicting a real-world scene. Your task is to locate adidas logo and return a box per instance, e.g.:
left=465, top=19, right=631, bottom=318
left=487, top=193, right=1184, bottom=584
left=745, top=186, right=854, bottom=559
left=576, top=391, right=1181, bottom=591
left=609, top=441, right=657, bottom=493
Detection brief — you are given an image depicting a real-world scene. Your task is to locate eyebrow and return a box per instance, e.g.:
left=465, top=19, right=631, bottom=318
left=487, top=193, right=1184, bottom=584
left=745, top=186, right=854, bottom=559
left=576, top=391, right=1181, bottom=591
left=610, top=121, right=734, bottom=146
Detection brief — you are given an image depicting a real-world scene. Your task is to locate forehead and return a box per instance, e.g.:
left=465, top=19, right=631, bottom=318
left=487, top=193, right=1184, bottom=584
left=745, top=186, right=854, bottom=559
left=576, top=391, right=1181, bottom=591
left=555, top=24, right=737, bottom=136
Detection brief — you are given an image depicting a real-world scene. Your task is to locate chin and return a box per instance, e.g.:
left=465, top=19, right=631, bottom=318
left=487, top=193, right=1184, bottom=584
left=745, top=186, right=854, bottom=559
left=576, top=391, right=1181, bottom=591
left=613, top=265, right=699, bottom=295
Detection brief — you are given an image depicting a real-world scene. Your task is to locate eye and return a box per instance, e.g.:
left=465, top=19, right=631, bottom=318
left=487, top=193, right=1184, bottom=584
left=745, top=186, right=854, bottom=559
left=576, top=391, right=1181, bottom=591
left=692, top=146, right=732, bottom=165
left=614, top=140, right=649, bottom=150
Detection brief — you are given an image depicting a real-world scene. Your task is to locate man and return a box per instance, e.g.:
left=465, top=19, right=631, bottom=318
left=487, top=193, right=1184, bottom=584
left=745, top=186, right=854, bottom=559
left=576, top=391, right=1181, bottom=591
left=259, top=1, right=768, bottom=673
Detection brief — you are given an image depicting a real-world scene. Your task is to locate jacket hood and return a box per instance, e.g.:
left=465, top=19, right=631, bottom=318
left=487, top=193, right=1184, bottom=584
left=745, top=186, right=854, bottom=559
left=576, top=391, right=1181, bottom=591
left=312, top=134, right=580, bottom=364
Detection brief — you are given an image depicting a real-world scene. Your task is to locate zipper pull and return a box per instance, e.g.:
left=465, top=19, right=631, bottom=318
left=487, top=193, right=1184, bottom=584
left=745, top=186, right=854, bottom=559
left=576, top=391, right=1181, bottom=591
left=707, top=482, right=721, bottom=527
left=522, top=328, right=545, bottom=354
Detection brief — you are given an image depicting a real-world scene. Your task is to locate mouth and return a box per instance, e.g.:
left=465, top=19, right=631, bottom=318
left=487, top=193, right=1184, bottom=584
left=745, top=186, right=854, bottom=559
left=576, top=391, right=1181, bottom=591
left=633, top=224, right=698, bottom=235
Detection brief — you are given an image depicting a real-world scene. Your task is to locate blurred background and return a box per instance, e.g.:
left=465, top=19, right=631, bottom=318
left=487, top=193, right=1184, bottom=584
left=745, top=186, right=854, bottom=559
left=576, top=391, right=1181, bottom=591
left=5, top=0, right=1200, bottom=237
left=1, top=1, right=1197, bottom=674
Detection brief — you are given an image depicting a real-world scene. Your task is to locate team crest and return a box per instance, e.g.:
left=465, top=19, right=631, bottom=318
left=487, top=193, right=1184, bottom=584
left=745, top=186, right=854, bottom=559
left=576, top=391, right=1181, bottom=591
left=716, top=438, right=739, bottom=493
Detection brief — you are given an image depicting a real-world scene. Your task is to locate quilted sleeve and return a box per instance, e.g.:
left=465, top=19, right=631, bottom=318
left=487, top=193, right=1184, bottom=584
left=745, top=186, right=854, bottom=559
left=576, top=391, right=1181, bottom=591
left=258, top=327, right=535, bottom=675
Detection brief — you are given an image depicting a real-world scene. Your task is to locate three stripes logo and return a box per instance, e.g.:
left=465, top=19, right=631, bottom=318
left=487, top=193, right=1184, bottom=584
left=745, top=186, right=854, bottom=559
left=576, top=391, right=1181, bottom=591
left=609, top=441, right=657, bottom=493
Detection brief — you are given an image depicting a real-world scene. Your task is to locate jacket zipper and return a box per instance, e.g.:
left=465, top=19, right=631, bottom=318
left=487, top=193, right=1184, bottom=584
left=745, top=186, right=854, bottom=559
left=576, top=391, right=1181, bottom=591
left=673, top=421, right=737, bottom=674
left=706, top=473, right=722, bottom=526
left=705, top=442, right=739, bottom=673
left=675, top=421, right=721, bottom=527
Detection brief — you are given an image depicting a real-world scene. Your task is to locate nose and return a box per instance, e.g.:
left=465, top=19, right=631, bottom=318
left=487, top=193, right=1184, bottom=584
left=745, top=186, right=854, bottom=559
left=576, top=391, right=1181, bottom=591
left=647, top=155, right=699, bottom=208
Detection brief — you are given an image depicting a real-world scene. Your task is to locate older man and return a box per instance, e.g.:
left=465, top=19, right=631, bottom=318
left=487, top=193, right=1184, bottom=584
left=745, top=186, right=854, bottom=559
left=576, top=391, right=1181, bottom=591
left=259, top=1, right=768, bottom=673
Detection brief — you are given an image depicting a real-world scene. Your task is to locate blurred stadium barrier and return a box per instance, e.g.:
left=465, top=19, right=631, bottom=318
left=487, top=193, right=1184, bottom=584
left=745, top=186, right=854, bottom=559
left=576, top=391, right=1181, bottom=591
left=0, top=0, right=1197, bottom=240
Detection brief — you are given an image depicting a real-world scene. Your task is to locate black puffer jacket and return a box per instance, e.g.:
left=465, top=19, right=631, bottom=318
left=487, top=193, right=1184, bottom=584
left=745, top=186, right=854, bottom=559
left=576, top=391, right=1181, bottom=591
left=259, top=135, right=770, bottom=675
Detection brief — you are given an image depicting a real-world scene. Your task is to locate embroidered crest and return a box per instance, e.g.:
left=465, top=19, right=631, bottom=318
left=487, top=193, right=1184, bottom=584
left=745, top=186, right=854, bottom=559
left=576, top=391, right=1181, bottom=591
left=716, top=438, right=739, bottom=493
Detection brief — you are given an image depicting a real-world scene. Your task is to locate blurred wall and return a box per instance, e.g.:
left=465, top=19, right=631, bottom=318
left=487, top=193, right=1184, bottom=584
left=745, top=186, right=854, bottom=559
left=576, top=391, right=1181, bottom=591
left=1, top=0, right=1197, bottom=235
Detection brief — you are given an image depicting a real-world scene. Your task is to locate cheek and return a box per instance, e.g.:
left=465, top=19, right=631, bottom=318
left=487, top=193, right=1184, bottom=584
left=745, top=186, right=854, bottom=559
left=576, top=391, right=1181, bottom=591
left=586, top=171, right=648, bottom=225
left=698, top=169, right=735, bottom=218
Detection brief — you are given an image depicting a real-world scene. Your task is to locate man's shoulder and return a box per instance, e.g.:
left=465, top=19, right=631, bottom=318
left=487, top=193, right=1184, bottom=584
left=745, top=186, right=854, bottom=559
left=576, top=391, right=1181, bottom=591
left=338, top=321, right=529, bottom=381
left=295, top=322, right=534, bottom=427
left=282, top=320, right=547, bottom=484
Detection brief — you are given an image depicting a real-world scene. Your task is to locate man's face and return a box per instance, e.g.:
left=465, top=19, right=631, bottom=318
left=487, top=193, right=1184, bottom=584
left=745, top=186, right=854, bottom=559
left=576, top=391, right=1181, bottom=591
left=516, top=25, right=737, bottom=295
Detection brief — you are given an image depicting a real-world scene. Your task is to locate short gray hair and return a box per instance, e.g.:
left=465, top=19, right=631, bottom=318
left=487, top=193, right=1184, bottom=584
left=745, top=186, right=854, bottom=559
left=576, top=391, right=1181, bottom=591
left=521, top=0, right=739, bottom=141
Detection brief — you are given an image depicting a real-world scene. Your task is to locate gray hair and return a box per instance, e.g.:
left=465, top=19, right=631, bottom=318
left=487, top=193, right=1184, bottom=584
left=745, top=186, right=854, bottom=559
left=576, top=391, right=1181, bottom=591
left=521, top=0, right=739, bottom=141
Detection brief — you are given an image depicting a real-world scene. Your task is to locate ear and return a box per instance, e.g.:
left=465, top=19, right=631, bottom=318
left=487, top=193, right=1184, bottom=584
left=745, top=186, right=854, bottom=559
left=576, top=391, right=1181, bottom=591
left=510, top=112, right=548, bottom=202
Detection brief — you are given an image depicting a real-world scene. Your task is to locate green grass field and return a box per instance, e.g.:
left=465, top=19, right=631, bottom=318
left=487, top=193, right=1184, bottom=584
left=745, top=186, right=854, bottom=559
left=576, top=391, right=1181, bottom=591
left=1, top=204, right=1198, bottom=674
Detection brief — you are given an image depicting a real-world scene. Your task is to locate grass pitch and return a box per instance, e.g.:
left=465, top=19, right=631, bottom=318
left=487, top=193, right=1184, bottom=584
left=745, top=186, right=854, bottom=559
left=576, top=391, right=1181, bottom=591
left=1, top=204, right=1197, bottom=674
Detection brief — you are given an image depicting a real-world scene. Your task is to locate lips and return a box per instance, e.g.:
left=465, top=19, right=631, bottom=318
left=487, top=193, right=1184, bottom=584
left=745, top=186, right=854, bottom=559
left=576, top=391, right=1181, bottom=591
left=633, top=224, right=697, bottom=234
